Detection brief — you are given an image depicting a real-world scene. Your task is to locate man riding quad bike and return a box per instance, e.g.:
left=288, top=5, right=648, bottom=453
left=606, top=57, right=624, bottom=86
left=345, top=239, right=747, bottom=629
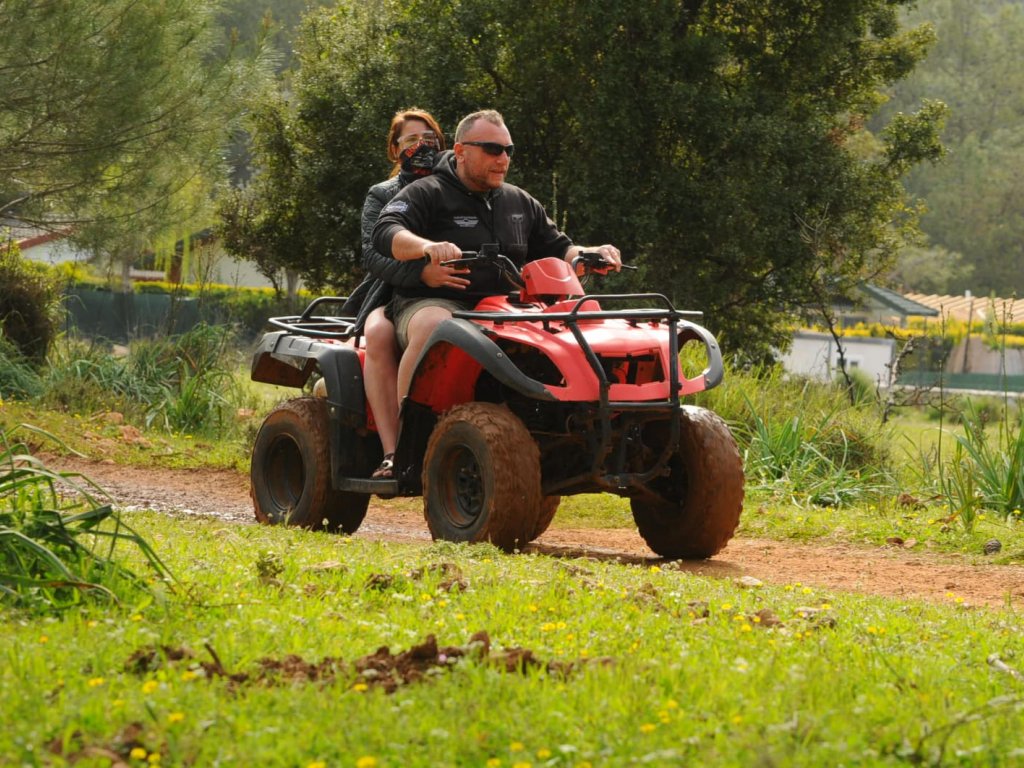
left=249, top=247, right=744, bottom=558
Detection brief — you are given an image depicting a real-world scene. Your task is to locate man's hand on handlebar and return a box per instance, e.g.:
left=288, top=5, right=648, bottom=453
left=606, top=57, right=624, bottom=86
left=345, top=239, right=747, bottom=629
left=571, top=244, right=633, bottom=276
left=589, top=244, right=623, bottom=271
left=422, top=241, right=463, bottom=265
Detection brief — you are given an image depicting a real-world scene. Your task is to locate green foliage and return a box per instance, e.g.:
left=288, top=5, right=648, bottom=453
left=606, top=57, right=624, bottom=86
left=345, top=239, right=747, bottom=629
left=0, top=425, right=172, bottom=612
left=218, top=0, right=329, bottom=69
left=941, top=402, right=1024, bottom=526
left=737, top=391, right=891, bottom=508
left=42, top=325, right=251, bottom=436
left=62, top=280, right=309, bottom=342
left=227, top=0, right=944, bottom=355
left=0, top=244, right=64, bottom=365
left=883, top=0, right=1024, bottom=295
left=889, top=243, right=974, bottom=294
left=697, top=364, right=893, bottom=507
left=840, top=366, right=878, bottom=408
left=1, top=1, right=239, bottom=218
left=0, top=338, right=43, bottom=401
left=1, top=0, right=269, bottom=282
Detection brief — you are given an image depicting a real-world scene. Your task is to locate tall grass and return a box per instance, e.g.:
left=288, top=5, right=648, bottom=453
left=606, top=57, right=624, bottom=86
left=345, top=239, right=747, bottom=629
left=695, top=364, right=894, bottom=507
left=41, top=323, right=252, bottom=435
left=939, top=402, right=1024, bottom=528
left=0, top=337, right=43, bottom=400
left=0, top=424, right=173, bottom=612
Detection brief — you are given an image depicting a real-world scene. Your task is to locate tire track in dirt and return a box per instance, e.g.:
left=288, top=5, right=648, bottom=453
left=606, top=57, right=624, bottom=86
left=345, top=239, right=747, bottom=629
left=48, top=457, right=1024, bottom=609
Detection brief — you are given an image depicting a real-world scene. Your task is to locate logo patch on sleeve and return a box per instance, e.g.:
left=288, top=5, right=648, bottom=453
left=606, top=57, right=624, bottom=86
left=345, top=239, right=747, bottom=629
left=453, top=216, right=479, bottom=228
left=382, top=200, right=409, bottom=213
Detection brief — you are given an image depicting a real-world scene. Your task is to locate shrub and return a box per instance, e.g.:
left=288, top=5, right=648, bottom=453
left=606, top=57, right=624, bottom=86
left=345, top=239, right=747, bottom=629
left=0, top=337, right=43, bottom=400
left=695, top=362, right=895, bottom=506
left=940, top=401, right=1024, bottom=527
left=41, top=324, right=252, bottom=435
left=0, top=245, right=64, bottom=365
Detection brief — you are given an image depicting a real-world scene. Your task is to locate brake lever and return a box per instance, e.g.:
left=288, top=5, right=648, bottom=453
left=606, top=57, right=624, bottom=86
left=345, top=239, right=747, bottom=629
left=440, top=255, right=481, bottom=267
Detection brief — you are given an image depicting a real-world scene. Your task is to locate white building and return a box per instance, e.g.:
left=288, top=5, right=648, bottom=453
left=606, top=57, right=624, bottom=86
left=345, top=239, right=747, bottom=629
left=782, top=331, right=897, bottom=384
left=781, top=284, right=939, bottom=386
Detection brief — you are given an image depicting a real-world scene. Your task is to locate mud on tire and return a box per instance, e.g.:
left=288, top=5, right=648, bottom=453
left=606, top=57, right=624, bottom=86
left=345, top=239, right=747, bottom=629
left=251, top=397, right=369, bottom=533
left=422, top=403, right=542, bottom=551
left=631, top=405, right=744, bottom=559
left=530, top=496, right=560, bottom=542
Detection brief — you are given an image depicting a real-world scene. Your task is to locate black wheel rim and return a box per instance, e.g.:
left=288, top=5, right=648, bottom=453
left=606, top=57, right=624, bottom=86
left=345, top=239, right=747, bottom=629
left=438, top=443, right=485, bottom=530
left=264, top=435, right=304, bottom=522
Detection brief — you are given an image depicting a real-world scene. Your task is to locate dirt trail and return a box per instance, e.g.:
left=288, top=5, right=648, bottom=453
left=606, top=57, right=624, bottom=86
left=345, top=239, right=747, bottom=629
left=50, top=457, right=1024, bottom=609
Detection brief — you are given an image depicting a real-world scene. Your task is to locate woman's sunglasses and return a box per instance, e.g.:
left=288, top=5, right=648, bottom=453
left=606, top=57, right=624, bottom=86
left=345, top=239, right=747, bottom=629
left=462, top=141, right=515, bottom=157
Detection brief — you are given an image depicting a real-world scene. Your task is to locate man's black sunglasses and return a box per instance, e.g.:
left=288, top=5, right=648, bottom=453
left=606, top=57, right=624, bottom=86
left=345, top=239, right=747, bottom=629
left=462, top=141, right=515, bottom=157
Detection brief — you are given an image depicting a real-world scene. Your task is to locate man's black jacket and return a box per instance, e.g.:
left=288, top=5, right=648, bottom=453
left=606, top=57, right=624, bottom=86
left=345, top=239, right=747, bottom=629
left=372, top=151, right=572, bottom=301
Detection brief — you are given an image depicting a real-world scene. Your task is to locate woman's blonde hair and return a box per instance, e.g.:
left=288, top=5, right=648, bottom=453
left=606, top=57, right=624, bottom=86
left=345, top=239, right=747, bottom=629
left=386, top=108, right=446, bottom=177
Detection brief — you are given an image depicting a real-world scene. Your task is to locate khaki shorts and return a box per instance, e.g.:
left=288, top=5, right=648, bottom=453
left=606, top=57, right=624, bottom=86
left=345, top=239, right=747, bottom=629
left=391, top=296, right=475, bottom=349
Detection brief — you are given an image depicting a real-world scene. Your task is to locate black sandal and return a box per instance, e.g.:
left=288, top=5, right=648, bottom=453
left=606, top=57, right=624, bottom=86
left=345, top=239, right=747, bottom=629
left=372, top=453, right=395, bottom=479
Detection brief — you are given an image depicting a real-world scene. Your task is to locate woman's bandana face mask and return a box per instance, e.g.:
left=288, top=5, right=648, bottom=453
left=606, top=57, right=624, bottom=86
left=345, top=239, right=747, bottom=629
left=401, top=141, right=437, bottom=176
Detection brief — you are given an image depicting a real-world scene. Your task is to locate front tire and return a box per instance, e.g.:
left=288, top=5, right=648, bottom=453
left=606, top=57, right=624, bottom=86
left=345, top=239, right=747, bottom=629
left=422, top=403, right=542, bottom=551
left=251, top=397, right=369, bottom=533
left=631, top=406, right=744, bottom=559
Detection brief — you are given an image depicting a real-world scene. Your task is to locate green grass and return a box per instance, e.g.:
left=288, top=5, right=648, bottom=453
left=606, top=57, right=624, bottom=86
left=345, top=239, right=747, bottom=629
left=8, top=395, right=1024, bottom=559
left=3, top=513, right=1024, bottom=766
left=0, top=399, right=253, bottom=472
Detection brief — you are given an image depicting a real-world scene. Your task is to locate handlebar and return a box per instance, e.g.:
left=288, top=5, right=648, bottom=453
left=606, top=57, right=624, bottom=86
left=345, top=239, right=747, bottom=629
left=572, top=250, right=637, bottom=275
left=440, top=244, right=633, bottom=279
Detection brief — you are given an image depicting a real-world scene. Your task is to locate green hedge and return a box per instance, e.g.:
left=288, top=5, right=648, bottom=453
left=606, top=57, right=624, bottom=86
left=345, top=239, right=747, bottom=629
left=63, top=283, right=317, bottom=342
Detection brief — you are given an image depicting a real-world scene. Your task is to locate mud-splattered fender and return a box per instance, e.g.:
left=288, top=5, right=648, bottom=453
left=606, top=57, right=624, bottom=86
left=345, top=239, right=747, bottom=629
left=407, top=318, right=556, bottom=411
left=250, top=331, right=366, bottom=427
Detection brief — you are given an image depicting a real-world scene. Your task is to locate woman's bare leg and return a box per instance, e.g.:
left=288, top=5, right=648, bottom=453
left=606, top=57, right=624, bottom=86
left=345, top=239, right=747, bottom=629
left=363, top=307, right=400, bottom=457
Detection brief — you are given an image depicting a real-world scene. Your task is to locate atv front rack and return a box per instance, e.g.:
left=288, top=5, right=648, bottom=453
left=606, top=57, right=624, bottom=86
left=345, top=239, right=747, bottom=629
left=453, top=292, right=724, bottom=394
left=454, top=293, right=725, bottom=495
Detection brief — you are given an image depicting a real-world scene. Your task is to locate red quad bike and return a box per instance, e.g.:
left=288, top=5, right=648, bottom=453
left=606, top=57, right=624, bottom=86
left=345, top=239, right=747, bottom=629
left=249, top=246, right=744, bottom=558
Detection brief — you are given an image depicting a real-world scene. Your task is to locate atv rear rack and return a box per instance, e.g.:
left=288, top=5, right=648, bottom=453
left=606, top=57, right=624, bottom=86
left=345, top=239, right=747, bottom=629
left=266, top=297, right=358, bottom=340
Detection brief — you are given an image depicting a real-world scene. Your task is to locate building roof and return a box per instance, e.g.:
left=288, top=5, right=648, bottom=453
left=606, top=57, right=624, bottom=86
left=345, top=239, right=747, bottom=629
left=904, top=293, right=1024, bottom=323
left=859, top=283, right=939, bottom=317
left=16, top=231, right=65, bottom=250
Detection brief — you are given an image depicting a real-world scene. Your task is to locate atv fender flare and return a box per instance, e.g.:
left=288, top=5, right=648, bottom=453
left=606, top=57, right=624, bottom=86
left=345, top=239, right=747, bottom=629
left=409, top=318, right=557, bottom=404
left=678, top=320, right=725, bottom=392
left=251, top=331, right=366, bottom=427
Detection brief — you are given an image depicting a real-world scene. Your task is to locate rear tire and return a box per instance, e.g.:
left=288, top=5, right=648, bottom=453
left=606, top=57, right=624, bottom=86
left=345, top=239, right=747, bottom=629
left=423, top=403, right=541, bottom=551
left=631, top=406, right=744, bottom=559
left=251, top=397, right=369, bottom=533
left=529, top=496, right=561, bottom=541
